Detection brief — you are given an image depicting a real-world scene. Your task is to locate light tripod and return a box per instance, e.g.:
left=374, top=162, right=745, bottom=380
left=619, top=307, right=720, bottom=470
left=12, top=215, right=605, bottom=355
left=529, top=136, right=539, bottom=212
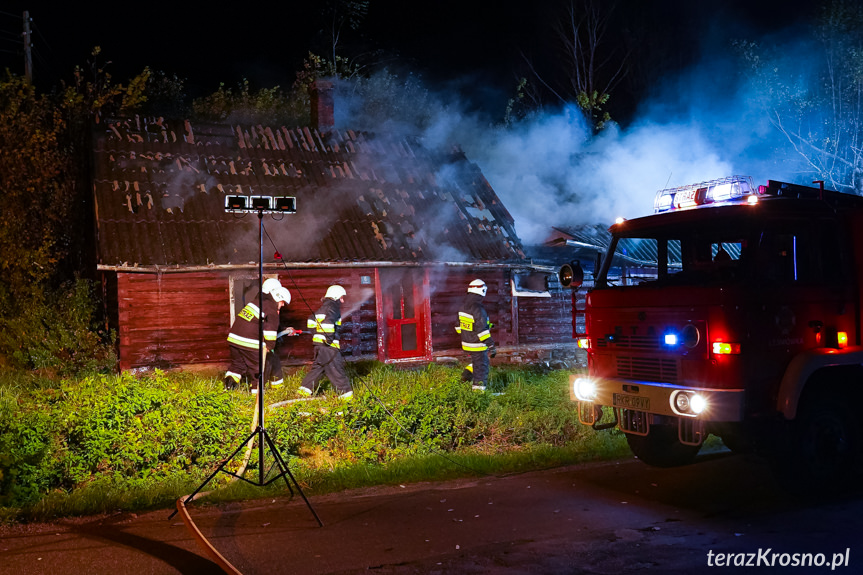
left=170, top=198, right=321, bottom=527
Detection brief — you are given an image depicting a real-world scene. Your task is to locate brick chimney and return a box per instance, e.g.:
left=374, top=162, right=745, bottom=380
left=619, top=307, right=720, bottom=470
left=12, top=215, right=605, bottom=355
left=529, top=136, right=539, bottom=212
left=310, top=79, right=334, bottom=130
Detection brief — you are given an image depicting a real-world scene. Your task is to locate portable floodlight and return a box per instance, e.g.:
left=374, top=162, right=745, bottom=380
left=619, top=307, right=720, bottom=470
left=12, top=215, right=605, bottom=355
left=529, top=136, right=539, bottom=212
left=250, top=196, right=273, bottom=211
left=225, top=195, right=248, bottom=211
left=275, top=196, right=297, bottom=213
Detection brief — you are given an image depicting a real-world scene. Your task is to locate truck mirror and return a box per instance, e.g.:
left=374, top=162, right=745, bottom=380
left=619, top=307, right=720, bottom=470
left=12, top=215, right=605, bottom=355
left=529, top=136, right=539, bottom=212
left=559, top=261, right=584, bottom=288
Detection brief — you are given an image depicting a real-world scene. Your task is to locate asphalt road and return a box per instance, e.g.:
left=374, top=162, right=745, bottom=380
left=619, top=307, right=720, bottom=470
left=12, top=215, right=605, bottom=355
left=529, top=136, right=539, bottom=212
left=1, top=450, right=860, bottom=574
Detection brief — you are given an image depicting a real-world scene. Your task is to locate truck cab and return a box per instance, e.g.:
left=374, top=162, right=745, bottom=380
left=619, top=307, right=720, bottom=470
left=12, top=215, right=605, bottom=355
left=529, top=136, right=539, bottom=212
left=570, top=176, right=863, bottom=483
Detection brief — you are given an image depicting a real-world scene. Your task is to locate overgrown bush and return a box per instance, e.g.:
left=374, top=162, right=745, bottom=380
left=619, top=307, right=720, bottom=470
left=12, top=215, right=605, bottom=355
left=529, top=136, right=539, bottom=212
left=0, top=371, right=247, bottom=508
left=0, top=363, right=612, bottom=519
left=266, top=364, right=586, bottom=467
left=0, top=278, right=117, bottom=376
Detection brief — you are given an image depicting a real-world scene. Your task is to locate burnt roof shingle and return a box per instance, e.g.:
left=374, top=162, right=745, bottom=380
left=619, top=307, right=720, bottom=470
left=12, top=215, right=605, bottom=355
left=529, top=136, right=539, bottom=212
left=93, top=118, right=526, bottom=269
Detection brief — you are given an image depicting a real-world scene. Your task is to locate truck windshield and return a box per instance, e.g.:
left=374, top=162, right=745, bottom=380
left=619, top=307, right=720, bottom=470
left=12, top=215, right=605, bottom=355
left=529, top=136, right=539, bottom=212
left=596, top=216, right=843, bottom=288
left=597, top=226, right=751, bottom=287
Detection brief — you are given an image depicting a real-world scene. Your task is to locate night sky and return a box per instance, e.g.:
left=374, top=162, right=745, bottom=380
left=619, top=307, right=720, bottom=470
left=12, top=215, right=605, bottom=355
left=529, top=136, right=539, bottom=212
left=0, top=1, right=815, bottom=120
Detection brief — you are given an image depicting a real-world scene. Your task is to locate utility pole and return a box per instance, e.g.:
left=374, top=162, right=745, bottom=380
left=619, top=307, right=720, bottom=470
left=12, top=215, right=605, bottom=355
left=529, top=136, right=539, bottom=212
left=23, top=11, right=32, bottom=83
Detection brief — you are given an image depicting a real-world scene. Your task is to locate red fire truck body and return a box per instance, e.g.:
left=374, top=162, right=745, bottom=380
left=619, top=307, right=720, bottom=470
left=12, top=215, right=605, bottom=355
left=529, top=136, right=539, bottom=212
left=569, top=177, right=863, bottom=480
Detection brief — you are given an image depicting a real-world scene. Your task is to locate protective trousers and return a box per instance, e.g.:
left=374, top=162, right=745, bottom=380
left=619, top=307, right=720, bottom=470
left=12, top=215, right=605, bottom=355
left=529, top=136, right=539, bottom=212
left=461, top=350, right=490, bottom=386
left=226, top=344, right=263, bottom=388
left=264, top=349, right=284, bottom=386
left=300, top=345, right=351, bottom=394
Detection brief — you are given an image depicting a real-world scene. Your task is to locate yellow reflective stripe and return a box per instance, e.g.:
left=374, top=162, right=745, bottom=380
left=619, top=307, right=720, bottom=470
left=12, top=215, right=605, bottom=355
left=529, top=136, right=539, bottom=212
left=458, top=312, right=474, bottom=331
left=336, top=319, right=342, bottom=326
left=225, top=371, right=242, bottom=382
left=462, top=342, right=488, bottom=351
left=478, top=330, right=491, bottom=340
left=312, top=335, right=341, bottom=349
left=455, top=326, right=462, bottom=333
left=263, top=330, right=277, bottom=341
left=465, top=363, right=473, bottom=373
left=320, top=324, right=335, bottom=333
left=307, top=319, right=318, bottom=328
left=228, top=334, right=262, bottom=349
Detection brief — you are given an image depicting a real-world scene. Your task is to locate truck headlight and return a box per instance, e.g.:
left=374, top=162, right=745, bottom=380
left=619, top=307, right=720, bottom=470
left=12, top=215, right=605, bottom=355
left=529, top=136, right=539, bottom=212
left=690, top=394, right=707, bottom=414
left=574, top=377, right=597, bottom=401
left=671, top=390, right=707, bottom=416
left=675, top=393, right=690, bottom=412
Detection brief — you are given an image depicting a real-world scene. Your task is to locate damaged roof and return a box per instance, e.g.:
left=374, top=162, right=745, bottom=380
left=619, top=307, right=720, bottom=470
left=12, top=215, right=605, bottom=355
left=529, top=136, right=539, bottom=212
left=92, top=117, right=527, bottom=269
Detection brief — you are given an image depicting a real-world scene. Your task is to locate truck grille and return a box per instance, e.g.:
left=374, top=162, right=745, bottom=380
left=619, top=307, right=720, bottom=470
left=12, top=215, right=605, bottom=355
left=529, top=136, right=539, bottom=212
left=616, top=356, right=678, bottom=383
left=596, top=335, right=659, bottom=350
left=619, top=408, right=649, bottom=435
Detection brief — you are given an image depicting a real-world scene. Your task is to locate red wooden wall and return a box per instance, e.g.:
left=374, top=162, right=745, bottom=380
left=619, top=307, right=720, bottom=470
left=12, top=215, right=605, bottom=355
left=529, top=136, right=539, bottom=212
left=107, top=266, right=577, bottom=371
left=114, top=271, right=232, bottom=370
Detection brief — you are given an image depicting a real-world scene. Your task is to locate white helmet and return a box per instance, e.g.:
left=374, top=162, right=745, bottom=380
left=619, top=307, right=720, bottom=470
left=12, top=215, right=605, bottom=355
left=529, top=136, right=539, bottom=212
left=271, top=287, right=291, bottom=304
left=262, top=277, right=282, bottom=294
left=325, top=285, right=347, bottom=300
left=468, top=279, right=487, bottom=297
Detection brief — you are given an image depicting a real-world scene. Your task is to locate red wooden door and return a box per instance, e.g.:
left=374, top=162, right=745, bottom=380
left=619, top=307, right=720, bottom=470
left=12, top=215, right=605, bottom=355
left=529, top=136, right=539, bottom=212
left=377, top=269, right=432, bottom=361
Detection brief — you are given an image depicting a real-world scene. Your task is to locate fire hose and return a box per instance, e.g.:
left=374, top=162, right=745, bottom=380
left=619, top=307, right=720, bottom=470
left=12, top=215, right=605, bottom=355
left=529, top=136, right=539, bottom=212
left=176, top=329, right=312, bottom=574
left=175, top=386, right=263, bottom=575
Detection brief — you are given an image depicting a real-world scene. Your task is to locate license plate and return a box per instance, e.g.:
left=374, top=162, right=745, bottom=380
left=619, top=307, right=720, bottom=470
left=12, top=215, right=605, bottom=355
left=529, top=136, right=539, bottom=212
left=613, top=393, right=650, bottom=410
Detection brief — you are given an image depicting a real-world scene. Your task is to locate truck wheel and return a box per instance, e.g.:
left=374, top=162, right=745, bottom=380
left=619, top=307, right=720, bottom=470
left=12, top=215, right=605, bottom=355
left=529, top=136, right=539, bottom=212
left=789, top=394, right=860, bottom=487
left=625, top=425, right=702, bottom=467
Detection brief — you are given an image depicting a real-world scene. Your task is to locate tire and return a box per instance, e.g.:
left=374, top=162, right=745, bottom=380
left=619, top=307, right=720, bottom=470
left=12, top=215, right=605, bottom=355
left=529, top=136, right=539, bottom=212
left=625, top=424, right=702, bottom=467
left=785, top=393, right=861, bottom=488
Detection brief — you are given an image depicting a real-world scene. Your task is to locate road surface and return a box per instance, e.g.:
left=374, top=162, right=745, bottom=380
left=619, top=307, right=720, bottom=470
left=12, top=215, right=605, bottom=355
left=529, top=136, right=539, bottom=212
left=1, top=450, right=859, bottom=574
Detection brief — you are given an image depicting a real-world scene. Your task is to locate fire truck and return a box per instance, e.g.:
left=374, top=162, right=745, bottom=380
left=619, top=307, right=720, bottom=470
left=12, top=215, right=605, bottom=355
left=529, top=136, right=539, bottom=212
left=561, top=176, right=863, bottom=484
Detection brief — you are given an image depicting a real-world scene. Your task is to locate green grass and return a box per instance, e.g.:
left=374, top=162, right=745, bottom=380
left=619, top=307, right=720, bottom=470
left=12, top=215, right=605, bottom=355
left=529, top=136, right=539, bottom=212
left=0, top=362, right=636, bottom=523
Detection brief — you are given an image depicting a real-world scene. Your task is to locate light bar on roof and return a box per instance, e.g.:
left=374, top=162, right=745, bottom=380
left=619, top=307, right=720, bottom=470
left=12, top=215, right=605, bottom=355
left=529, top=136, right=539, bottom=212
left=654, top=176, right=758, bottom=213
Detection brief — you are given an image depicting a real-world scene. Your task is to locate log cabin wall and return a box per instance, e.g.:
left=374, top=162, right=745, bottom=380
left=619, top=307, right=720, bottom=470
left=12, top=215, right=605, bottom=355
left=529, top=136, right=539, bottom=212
left=112, top=268, right=380, bottom=371
left=516, top=287, right=574, bottom=345
left=114, top=271, right=232, bottom=371
left=111, top=265, right=573, bottom=371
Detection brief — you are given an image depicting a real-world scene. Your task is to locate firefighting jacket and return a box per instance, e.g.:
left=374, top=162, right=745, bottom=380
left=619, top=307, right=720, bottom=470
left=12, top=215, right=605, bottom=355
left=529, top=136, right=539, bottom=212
left=307, top=297, right=342, bottom=349
left=455, top=293, right=495, bottom=352
left=227, top=292, right=280, bottom=351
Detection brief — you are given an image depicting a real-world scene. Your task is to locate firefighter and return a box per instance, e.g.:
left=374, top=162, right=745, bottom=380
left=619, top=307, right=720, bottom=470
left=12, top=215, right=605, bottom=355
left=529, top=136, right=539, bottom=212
left=265, top=287, right=296, bottom=388
left=456, top=279, right=496, bottom=391
left=225, top=278, right=290, bottom=393
left=298, top=285, right=353, bottom=399
left=266, top=295, right=298, bottom=388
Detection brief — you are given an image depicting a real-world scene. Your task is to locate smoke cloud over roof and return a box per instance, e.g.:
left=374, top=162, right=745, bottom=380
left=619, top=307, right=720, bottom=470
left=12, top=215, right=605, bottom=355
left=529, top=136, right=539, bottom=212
left=337, top=17, right=820, bottom=245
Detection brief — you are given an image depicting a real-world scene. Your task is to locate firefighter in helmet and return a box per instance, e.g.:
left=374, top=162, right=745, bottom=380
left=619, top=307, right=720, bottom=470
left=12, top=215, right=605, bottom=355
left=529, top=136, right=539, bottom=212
left=225, top=278, right=290, bottom=393
left=298, top=285, right=353, bottom=399
left=265, top=286, right=297, bottom=388
left=456, top=279, right=496, bottom=391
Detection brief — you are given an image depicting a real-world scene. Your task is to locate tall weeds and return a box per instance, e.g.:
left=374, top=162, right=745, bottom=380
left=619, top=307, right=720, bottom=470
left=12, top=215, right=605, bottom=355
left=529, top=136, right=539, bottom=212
left=0, top=363, right=627, bottom=522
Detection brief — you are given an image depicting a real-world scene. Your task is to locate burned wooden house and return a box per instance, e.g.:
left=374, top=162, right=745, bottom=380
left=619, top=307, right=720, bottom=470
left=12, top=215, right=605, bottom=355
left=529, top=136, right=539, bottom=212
left=92, top=96, right=578, bottom=371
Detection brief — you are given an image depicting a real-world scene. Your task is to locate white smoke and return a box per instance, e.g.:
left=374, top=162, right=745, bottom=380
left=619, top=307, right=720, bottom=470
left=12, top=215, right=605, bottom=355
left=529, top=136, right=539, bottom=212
left=335, top=25, right=816, bottom=246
